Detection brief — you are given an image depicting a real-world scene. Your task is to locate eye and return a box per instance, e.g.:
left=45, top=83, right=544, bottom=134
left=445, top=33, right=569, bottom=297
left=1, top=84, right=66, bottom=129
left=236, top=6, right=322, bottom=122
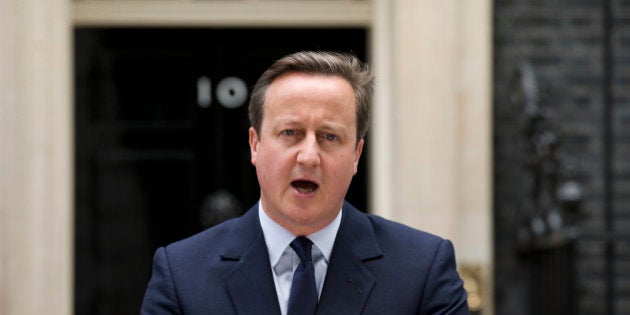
left=282, top=129, right=297, bottom=136
left=324, top=133, right=338, bottom=141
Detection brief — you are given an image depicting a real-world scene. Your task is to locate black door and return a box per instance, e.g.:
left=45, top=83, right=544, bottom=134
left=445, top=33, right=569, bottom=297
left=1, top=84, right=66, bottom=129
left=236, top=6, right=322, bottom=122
left=74, top=28, right=368, bottom=314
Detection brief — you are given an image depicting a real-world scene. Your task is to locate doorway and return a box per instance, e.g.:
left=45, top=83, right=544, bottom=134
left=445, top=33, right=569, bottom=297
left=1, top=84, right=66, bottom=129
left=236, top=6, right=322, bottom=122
left=74, top=28, right=368, bottom=314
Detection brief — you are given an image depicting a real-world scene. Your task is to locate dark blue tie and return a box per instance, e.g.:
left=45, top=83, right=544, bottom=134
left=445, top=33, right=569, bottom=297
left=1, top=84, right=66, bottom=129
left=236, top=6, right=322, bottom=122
left=287, top=237, right=318, bottom=315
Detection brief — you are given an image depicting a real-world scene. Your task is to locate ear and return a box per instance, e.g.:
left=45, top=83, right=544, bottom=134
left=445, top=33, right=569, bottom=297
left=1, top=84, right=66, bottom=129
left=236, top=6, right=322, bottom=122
left=249, top=127, right=259, bottom=166
left=352, top=138, right=364, bottom=174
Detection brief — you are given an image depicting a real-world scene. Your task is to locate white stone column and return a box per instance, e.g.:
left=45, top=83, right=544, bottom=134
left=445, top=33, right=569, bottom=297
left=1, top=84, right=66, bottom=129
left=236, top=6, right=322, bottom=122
left=370, top=0, right=396, bottom=219
left=457, top=1, right=494, bottom=312
left=371, top=0, right=493, bottom=313
left=0, top=0, right=73, bottom=314
left=391, top=0, right=461, bottom=238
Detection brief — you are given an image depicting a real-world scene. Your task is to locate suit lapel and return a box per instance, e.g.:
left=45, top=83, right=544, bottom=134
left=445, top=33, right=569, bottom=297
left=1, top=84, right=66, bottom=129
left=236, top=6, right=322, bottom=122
left=317, top=203, right=383, bottom=314
left=223, top=206, right=281, bottom=315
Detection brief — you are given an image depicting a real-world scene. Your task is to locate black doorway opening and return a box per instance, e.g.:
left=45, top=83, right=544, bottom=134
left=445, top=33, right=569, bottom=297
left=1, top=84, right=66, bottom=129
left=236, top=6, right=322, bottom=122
left=74, top=28, right=368, bottom=314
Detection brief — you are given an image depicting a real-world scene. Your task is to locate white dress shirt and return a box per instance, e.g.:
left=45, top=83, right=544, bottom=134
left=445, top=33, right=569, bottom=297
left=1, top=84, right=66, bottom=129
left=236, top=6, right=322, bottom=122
left=258, top=202, right=342, bottom=315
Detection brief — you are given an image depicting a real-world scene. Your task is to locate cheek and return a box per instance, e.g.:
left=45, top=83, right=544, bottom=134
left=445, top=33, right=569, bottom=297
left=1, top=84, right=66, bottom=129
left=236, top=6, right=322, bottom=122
left=329, top=155, right=358, bottom=180
left=258, top=150, right=286, bottom=178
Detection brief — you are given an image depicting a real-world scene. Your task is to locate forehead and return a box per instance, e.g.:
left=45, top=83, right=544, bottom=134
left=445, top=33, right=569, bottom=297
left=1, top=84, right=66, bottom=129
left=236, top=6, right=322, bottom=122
left=270, top=72, right=351, bottom=92
left=261, top=72, right=356, bottom=127
left=264, top=72, right=354, bottom=105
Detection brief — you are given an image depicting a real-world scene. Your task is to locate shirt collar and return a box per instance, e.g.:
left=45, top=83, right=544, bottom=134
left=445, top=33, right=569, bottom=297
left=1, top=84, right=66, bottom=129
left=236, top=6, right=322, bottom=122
left=258, top=201, right=342, bottom=267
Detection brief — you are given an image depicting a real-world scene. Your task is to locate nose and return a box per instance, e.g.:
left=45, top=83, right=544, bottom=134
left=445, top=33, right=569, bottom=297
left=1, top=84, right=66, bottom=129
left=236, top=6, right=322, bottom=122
left=296, top=134, right=320, bottom=167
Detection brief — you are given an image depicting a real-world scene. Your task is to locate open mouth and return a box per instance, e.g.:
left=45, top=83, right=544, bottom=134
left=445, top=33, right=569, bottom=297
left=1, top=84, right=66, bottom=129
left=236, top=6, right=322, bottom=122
left=291, top=180, right=319, bottom=194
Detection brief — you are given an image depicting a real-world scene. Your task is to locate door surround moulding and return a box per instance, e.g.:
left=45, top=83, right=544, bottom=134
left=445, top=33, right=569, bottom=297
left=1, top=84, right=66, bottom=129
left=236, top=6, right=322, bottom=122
left=73, top=0, right=372, bottom=27
left=69, top=1, right=493, bottom=313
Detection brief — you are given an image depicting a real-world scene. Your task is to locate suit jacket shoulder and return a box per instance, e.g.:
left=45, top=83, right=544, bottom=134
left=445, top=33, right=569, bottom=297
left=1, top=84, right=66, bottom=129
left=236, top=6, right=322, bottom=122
left=141, top=205, right=281, bottom=315
left=317, top=202, right=469, bottom=315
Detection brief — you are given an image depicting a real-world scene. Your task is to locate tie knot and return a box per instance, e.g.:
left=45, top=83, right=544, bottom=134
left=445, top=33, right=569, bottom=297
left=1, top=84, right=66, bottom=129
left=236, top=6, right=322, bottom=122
left=290, top=237, right=313, bottom=263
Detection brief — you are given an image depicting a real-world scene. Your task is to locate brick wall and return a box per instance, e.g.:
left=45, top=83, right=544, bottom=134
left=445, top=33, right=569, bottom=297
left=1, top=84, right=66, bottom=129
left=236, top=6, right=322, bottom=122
left=494, top=0, right=629, bottom=314
left=611, top=1, right=630, bottom=312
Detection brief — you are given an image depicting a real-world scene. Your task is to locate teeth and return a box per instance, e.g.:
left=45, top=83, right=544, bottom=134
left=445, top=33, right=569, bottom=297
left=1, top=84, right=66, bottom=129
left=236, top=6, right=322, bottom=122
left=296, top=186, right=314, bottom=193
left=292, top=180, right=318, bottom=193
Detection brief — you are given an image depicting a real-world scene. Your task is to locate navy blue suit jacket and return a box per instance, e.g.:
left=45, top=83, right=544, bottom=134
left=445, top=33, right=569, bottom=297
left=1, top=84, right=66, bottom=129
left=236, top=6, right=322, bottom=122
left=141, top=202, right=469, bottom=314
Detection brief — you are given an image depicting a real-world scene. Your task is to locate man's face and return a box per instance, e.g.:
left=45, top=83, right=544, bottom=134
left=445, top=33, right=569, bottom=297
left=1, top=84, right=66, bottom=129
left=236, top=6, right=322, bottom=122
left=249, top=72, right=364, bottom=236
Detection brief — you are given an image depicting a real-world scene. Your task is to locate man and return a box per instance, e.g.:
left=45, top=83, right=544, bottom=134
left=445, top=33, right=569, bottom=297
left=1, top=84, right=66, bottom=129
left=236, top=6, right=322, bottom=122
left=141, top=51, right=469, bottom=314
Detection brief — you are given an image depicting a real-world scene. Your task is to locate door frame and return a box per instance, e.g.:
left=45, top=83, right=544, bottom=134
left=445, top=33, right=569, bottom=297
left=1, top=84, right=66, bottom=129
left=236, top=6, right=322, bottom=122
left=0, top=0, right=493, bottom=314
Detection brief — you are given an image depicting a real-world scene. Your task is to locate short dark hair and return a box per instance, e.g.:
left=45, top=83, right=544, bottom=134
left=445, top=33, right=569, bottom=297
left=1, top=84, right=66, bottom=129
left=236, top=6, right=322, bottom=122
left=248, top=51, right=373, bottom=143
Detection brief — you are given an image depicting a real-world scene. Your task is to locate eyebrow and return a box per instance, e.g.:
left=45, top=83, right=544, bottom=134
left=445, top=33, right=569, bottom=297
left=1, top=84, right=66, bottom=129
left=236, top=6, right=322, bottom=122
left=272, top=118, right=348, bottom=134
